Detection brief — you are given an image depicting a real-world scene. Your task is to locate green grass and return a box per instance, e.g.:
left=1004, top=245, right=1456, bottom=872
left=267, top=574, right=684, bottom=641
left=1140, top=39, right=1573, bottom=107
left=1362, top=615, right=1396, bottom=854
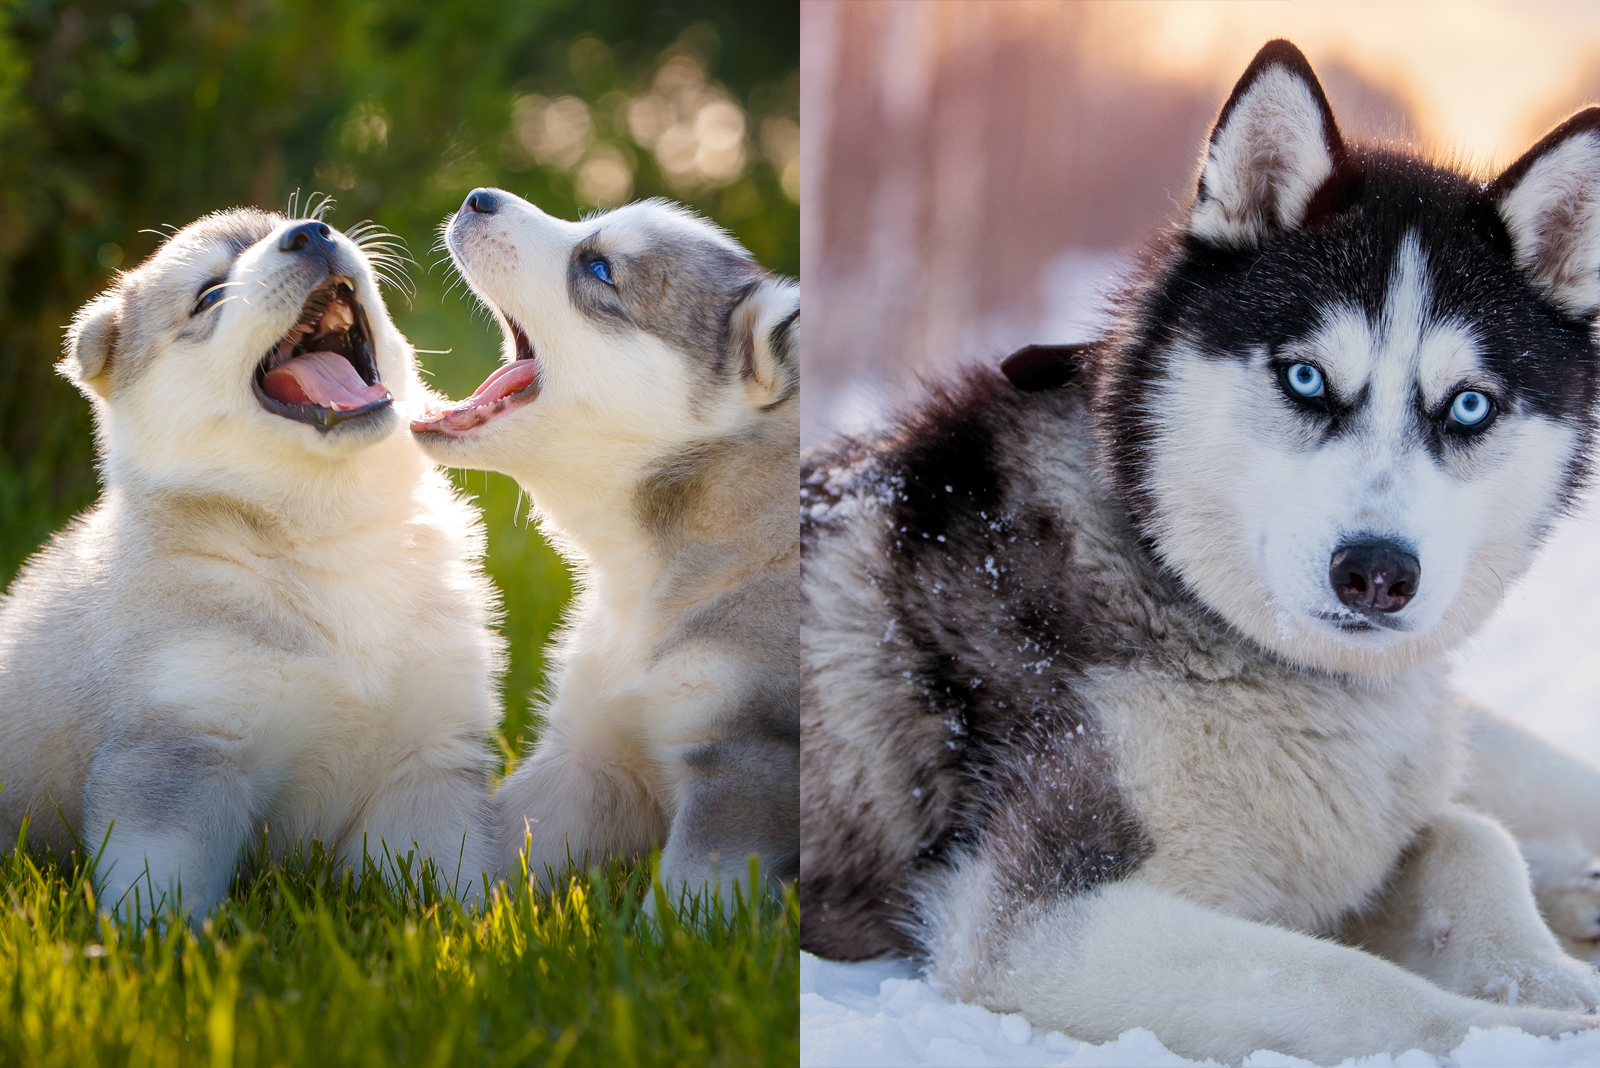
left=0, top=836, right=799, bottom=1067
left=449, top=466, right=574, bottom=767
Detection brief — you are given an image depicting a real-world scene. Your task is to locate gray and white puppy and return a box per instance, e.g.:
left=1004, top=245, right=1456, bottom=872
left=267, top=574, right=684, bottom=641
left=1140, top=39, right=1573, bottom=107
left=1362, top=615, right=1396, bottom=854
left=803, top=40, right=1600, bottom=1063
left=0, top=209, right=504, bottom=918
left=413, top=190, right=798, bottom=903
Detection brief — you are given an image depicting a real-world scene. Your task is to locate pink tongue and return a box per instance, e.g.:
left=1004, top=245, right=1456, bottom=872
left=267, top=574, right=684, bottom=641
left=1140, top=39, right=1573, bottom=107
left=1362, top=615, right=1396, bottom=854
left=409, top=360, right=539, bottom=435
left=262, top=350, right=390, bottom=411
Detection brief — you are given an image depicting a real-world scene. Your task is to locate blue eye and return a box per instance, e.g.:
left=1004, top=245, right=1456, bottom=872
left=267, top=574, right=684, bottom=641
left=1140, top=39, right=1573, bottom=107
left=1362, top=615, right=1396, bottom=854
left=588, top=258, right=614, bottom=285
left=1449, top=390, right=1491, bottom=426
left=1285, top=362, right=1325, bottom=399
left=191, top=283, right=229, bottom=316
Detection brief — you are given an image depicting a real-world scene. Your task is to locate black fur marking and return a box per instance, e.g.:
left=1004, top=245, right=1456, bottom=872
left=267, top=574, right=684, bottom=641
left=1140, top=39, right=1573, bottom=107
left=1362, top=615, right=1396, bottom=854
left=1001, top=343, right=1089, bottom=392
left=1102, top=145, right=1600, bottom=531
left=884, top=373, right=1007, bottom=553
left=802, top=377, right=1156, bottom=959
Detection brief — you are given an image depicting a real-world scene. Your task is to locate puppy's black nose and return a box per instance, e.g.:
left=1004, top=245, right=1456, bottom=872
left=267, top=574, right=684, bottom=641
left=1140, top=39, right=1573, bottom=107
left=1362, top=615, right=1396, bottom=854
left=464, top=188, right=498, bottom=215
left=1330, top=541, right=1420, bottom=614
left=280, top=221, right=333, bottom=254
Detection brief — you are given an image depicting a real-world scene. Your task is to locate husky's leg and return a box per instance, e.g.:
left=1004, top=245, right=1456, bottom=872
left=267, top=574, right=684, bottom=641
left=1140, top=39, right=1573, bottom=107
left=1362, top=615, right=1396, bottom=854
left=341, top=743, right=497, bottom=903
left=492, top=732, right=667, bottom=885
left=1346, top=805, right=1600, bottom=1009
left=83, top=731, right=254, bottom=921
left=923, top=863, right=1595, bottom=1064
left=1459, top=701, right=1600, bottom=963
left=657, top=733, right=798, bottom=907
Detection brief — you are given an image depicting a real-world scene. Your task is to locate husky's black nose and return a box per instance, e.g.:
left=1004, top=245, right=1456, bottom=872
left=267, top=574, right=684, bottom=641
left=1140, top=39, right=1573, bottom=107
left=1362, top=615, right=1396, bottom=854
left=280, top=221, right=334, bottom=255
left=464, top=188, right=498, bottom=215
left=1330, top=541, right=1420, bottom=614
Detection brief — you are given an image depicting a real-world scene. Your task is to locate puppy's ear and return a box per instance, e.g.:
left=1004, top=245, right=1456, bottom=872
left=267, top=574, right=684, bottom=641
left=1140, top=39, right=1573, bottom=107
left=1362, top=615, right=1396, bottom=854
left=58, top=292, right=123, bottom=401
left=1490, top=108, right=1600, bottom=317
left=1189, top=39, right=1343, bottom=249
left=731, top=277, right=798, bottom=408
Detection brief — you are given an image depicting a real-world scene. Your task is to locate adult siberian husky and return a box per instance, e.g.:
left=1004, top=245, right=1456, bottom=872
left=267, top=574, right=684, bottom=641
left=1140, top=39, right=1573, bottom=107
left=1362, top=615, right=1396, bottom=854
left=0, top=210, right=503, bottom=918
left=802, top=41, right=1600, bottom=1062
left=412, top=190, right=799, bottom=903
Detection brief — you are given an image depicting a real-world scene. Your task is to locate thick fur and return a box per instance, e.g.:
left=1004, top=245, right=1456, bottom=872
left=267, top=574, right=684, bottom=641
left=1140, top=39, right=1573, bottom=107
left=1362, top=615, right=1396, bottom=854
left=1460, top=707, right=1600, bottom=963
left=0, top=210, right=503, bottom=917
left=414, top=191, right=798, bottom=902
left=802, top=39, right=1600, bottom=1062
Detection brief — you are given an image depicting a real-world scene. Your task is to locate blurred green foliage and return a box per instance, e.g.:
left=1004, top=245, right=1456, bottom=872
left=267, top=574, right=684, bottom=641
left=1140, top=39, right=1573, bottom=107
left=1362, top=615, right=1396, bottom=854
left=0, top=0, right=799, bottom=758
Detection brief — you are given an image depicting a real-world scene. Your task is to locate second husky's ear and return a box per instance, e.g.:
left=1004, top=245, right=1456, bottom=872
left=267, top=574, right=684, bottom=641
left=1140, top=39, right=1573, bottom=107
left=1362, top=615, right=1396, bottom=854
left=58, top=291, right=123, bottom=401
left=1189, top=40, right=1343, bottom=249
left=731, top=277, right=798, bottom=408
left=1491, top=108, right=1600, bottom=317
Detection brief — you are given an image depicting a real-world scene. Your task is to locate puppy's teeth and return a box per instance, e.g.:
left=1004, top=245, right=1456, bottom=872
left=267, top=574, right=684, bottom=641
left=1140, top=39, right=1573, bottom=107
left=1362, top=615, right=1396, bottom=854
left=320, top=300, right=354, bottom=334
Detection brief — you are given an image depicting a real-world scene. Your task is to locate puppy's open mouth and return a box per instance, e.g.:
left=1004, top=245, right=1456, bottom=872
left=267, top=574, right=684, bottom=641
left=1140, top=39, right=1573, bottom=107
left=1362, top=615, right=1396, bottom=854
left=253, top=276, right=392, bottom=429
left=409, top=317, right=540, bottom=438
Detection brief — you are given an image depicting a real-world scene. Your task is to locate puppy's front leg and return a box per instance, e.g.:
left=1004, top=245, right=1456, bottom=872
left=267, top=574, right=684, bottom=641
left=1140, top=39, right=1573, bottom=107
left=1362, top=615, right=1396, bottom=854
left=658, top=732, right=798, bottom=906
left=340, top=741, right=497, bottom=903
left=1346, top=804, right=1600, bottom=1010
left=83, top=730, right=254, bottom=921
left=925, top=864, right=1594, bottom=1064
left=493, top=728, right=667, bottom=885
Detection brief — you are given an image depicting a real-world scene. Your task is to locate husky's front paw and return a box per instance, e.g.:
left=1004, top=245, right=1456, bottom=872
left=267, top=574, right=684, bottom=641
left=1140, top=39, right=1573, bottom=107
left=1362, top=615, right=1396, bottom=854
left=1479, top=953, right=1600, bottom=1013
left=1522, top=840, right=1600, bottom=965
left=1491, top=1005, right=1600, bottom=1040
left=1537, top=858, right=1600, bottom=950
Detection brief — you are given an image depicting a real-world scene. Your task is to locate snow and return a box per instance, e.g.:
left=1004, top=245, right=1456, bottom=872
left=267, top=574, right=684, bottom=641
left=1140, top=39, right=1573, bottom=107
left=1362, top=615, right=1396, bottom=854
left=802, top=494, right=1600, bottom=1067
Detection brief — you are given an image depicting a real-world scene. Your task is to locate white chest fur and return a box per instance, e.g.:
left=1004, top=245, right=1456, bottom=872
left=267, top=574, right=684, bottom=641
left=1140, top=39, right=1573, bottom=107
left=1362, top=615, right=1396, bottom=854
left=1085, top=661, right=1461, bottom=935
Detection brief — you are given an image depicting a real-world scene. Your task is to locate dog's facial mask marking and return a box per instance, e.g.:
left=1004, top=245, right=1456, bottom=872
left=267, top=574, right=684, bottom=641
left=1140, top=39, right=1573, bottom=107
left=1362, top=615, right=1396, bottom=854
left=412, top=190, right=792, bottom=455
left=1122, top=43, right=1600, bottom=674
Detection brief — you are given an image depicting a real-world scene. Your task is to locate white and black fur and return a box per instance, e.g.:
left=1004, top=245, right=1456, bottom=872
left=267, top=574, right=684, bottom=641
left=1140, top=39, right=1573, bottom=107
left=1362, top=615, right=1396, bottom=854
left=413, top=190, right=799, bottom=904
left=802, top=41, right=1600, bottom=1062
left=0, top=210, right=504, bottom=918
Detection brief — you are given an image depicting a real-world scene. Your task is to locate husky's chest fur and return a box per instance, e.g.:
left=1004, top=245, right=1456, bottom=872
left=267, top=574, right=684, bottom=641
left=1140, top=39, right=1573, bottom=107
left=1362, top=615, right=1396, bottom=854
left=801, top=376, right=1458, bottom=956
left=1088, top=662, right=1456, bottom=934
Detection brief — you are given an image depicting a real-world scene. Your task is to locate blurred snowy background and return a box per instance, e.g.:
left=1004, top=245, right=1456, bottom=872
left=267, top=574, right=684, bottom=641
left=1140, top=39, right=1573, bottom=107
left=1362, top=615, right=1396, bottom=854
left=801, top=1, right=1600, bottom=1064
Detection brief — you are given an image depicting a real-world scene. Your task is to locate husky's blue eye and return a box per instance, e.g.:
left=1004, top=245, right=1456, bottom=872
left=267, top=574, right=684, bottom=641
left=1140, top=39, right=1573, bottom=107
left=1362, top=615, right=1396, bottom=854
left=1449, top=390, right=1491, bottom=426
left=191, top=283, right=229, bottom=316
left=1285, top=362, right=1325, bottom=399
left=588, top=258, right=614, bottom=285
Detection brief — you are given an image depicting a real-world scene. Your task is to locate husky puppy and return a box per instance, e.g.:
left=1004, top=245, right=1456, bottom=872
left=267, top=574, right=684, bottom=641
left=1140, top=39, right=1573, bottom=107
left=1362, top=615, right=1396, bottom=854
left=411, top=190, right=798, bottom=902
left=0, top=210, right=503, bottom=918
left=802, top=40, right=1600, bottom=1062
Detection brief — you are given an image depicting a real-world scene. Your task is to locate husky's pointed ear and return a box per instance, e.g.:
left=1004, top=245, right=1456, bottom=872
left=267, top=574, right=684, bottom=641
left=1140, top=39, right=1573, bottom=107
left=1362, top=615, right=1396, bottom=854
left=1189, top=40, right=1343, bottom=249
left=731, top=276, right=798, bottom=408
left=58, top=291, right=123, bottom=401
left=1490, top=108, right=1600, bottom=317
